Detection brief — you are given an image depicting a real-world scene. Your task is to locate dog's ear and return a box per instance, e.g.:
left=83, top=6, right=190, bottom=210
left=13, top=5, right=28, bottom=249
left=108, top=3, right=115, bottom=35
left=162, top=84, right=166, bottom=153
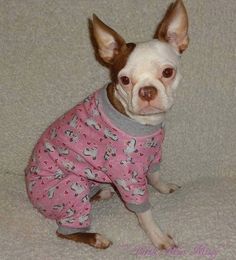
left=92, top=14, right=126, bottom=64
left=154, top=0, right=189, bottom=53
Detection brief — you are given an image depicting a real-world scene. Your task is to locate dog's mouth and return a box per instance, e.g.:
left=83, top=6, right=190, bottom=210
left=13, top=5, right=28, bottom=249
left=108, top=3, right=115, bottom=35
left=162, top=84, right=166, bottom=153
left=136, top=105, right=166, bottom=115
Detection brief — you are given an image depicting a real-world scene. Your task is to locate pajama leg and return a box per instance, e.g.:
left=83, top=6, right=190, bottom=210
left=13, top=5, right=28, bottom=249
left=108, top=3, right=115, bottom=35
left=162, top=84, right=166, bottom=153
left=57, top=180, right=102, bottom=235
left=27, top=172, right=93, bottom=233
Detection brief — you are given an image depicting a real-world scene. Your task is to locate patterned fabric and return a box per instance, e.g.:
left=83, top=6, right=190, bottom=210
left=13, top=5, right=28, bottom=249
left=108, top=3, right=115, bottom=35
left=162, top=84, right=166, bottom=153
left=25, top=87, right=164, bottom=229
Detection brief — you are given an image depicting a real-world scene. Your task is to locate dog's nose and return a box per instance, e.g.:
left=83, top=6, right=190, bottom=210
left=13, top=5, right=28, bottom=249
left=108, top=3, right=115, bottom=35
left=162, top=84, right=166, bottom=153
left=138, top=86, right=157, bottom=101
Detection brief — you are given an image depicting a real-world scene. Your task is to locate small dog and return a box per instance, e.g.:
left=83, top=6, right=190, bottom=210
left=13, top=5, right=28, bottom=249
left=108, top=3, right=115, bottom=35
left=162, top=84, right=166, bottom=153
left=25, top=0, right=189, bottom=250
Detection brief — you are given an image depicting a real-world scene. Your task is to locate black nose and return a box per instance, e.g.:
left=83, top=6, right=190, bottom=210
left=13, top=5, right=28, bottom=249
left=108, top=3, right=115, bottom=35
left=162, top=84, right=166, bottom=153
left=138, top=86, right=158, bottom=101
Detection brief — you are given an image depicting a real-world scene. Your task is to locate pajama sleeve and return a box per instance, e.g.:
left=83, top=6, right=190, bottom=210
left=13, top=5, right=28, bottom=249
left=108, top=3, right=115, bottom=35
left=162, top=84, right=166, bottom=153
left=147, top=128, right=164, bottom=175
left=148, top=147, right=162, bottom=175
left=112, top=171, right=151, bottom=213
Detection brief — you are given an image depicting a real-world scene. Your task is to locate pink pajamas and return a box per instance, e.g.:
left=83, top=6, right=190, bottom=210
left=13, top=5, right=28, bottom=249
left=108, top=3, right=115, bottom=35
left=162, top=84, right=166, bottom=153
left=25, top=86, right=164, bottom=231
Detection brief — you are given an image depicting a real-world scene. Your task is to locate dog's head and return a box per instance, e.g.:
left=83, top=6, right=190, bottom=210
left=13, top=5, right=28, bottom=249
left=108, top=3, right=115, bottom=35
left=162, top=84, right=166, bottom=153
left=92, top=0, right=189, bottom=125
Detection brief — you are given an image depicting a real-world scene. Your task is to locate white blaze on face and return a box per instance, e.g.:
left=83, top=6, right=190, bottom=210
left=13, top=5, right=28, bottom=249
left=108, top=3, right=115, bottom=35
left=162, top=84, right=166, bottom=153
left=115, top=39, right=182, bottom=123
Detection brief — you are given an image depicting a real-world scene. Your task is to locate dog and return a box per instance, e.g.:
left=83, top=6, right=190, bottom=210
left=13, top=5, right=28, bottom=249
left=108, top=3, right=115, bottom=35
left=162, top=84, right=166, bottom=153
left=25, top=0, right=189, bottom=250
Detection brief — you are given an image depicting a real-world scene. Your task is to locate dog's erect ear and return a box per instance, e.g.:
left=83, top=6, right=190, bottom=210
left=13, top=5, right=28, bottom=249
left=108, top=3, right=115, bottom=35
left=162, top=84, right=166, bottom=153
left=92, top=14, right=126, bottom=64
left=154, top=0, right=189, bottom=53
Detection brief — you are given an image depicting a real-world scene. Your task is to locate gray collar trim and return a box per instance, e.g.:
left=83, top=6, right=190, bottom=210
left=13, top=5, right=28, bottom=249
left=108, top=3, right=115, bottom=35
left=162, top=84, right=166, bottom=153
left=97, top=85, right=163, bottom=137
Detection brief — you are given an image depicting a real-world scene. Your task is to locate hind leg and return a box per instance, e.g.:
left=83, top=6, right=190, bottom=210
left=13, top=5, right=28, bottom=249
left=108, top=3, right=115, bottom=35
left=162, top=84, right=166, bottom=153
left=56, top=184, right=114, bottom=248
left=56, top=231, right=112, bottom=249
left=56, top=181, right=113, bottom=249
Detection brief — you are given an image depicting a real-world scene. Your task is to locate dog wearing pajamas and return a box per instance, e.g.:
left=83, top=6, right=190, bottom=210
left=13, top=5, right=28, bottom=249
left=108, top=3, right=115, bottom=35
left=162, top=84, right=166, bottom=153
left=25, top=0, right=189, bottom=249
left=25, top=87, right=164, bottom=233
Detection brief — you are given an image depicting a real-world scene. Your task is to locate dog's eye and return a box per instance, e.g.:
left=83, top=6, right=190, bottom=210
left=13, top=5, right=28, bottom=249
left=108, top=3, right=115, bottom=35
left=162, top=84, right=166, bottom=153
left=120, top=76, right=130, bottom=85
left=162, top=68, right=174, bottom=78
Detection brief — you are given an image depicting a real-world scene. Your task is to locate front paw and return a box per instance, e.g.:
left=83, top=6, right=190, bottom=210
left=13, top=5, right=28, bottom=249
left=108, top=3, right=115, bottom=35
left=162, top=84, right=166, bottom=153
left=149, top=232, right=177, bottom=250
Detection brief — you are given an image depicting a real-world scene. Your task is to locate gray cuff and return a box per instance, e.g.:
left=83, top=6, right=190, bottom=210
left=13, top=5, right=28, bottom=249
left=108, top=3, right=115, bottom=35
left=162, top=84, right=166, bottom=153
left=57, top=225, right=90, bottom=235
left=126, top=201, right=151, bottom=213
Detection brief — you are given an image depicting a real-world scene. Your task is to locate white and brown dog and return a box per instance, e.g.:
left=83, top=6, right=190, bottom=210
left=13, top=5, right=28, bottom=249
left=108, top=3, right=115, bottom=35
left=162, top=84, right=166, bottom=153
left=25, top=0, right=189, bottom=250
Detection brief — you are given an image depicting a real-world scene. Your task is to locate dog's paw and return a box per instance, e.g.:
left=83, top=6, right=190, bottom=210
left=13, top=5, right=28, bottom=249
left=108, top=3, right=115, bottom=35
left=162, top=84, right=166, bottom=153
left=94, top=233, right=113, bottom=249
left=98, top=189, right=115, bottom=200
left=90, top=188, right=114, bottom=203
left=155, top=182, right=181, bottom=194
left=150, top=232, right=177, bottom=250
left=56, top=232, right=112, bottom=249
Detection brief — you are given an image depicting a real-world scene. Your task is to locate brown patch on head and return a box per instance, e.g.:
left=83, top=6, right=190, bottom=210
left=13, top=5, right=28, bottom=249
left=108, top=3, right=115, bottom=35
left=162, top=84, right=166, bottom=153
left=90, top=15, right=136, bottom=81
left=91, top=14, right=126, bottom=65
left=110, top=42, right=136, bottom=83
left=105, top=43, right=136, bottom=116
left=90, top=14, right=136, bottom=83
left=90, top=15, right=136, bottom=116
